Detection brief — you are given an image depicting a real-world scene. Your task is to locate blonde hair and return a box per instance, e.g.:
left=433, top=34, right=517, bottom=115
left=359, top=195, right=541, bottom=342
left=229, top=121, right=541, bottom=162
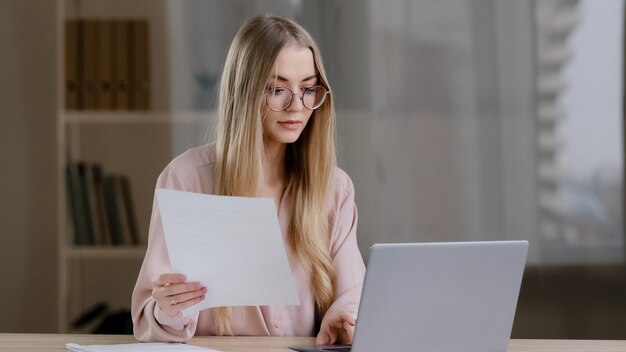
left=213, top=15, right=337, bottom=335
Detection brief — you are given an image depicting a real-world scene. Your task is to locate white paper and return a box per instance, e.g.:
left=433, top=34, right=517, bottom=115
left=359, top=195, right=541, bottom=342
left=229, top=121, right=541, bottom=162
left=66, top=342, right=220, bottom=351
left=156, top=189, right=300, bottom=316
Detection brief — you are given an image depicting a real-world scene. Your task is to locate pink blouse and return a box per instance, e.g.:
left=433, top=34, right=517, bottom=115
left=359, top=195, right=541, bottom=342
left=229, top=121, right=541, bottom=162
left=131, top=143, right=365, bottom=342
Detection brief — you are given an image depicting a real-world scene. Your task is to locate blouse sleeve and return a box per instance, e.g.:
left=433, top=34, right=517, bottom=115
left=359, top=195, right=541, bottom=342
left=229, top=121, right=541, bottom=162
left=322, top=172, right=366, bottom=322
left=131, top=165, right=200, bottom=342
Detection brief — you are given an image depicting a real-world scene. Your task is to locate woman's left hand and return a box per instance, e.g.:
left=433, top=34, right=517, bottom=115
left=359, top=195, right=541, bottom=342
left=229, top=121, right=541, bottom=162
left=316, top=310, right=356, bottom=345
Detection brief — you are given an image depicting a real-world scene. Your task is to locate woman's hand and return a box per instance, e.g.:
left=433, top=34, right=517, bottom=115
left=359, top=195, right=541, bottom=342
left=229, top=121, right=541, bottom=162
left=316, top=310, right=356, bottom=345
left=151, top=273, right=207, bottom=317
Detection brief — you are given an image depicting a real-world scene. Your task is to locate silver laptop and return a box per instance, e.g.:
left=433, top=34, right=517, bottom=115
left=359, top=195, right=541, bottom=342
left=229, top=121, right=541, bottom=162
left=291, top=240, right=528, bottom=352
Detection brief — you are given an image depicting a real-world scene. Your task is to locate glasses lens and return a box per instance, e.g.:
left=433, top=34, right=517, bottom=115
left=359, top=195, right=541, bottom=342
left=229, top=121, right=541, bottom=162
left=303, top=86, right=327, bottom=109
left=266, top=87, right=291, bottom=111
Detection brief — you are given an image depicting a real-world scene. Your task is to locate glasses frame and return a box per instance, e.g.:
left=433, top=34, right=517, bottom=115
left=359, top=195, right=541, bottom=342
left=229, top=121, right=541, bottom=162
left=264, top=85, right=330, bottom=112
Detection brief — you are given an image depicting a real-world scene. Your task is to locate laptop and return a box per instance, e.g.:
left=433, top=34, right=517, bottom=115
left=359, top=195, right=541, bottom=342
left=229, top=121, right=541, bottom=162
left=290, top=240, right=528, bottom=352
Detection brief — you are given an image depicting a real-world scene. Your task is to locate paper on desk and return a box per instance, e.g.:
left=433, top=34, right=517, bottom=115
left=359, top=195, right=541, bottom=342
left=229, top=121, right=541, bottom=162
left=66, top=342, right=220, bottom=351
left=156, top=189, right=300, bottom=316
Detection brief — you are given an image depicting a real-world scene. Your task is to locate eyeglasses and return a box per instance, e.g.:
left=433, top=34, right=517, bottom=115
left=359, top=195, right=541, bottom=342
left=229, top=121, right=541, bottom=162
left=264, top=85, right=329, bottom=111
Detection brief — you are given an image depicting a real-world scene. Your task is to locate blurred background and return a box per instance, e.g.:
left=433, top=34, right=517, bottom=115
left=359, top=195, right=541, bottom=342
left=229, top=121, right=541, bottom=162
left=1, top=0, right=625, bottom=338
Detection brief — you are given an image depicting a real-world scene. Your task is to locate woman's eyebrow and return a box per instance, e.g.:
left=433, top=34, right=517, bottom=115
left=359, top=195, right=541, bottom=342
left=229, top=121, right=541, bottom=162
left=269, top=74, right=317, bottom=83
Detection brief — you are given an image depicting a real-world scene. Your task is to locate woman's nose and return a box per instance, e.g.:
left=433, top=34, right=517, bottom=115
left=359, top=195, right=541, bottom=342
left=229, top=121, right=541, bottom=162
left=286, top=93, right=305, bottom=112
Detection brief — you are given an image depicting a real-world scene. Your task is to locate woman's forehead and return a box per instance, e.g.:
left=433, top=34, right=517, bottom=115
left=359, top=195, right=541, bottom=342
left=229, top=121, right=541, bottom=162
left=270, top=44, right=316, bottom=82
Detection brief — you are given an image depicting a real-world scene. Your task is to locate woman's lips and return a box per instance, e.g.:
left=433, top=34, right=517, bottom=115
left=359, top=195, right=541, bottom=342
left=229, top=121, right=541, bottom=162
left=278, top=120, right=302, bottom=130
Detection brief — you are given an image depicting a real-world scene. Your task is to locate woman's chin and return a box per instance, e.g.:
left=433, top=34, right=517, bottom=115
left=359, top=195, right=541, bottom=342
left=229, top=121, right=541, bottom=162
left=268, top=132, right=303, bottom=145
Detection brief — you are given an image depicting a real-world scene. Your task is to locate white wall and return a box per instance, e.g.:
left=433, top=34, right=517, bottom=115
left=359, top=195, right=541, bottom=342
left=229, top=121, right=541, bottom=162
left=0, top=0, right=58, bottom=333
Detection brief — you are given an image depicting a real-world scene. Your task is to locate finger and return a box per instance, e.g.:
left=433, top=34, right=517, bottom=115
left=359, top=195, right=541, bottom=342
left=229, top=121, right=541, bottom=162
left=339, top=311, right=356, bottom=325
left=152, top=273, right=186, bottom=287
left=161, top=282, right=203, bottom=297
left=340, top=321, right=355, bottom=344
left=327, top=329, right=338, bottom=345
left=326, top=311, right=356, bottom=330
left=174, top=294, right=206, bottom=312
left=327, top=317, right=352, bottom=330
left=152, top=283, right=189, bottom=301
left=316, top=330, right=330, bottom=345
left=171, top=287, right=207, bottom=304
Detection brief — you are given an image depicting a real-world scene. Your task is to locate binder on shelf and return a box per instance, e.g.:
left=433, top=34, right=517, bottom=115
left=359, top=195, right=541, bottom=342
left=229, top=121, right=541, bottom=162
left=81, top=20, right=98, bottom=109
left=96, top=20, right=113, bottom=110
left=130, top=20, right=150, bottom=110
left=64, top=18, right=151, bottom=111
left=112, top=20, right=130, bottom=110
left=65, top=20, right=80, bottom=110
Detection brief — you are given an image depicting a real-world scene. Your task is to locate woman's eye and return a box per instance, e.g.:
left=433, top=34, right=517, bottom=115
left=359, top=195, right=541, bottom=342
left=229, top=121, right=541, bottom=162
left=303, top=87, right=316, bottom=95
left=268, top=88, right=286, bottom=96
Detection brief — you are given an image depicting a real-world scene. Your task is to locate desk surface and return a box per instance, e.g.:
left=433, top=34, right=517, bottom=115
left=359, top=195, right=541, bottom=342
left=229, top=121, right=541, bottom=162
left=2, top=334, right=626, bottom=351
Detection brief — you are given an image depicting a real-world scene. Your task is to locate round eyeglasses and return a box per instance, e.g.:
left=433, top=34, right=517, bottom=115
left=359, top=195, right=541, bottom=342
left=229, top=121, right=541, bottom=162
left=265, top=85, right=330, bottom=111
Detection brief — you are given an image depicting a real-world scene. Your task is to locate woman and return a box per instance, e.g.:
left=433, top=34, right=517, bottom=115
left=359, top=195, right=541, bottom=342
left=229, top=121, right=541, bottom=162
left=131, top=14, right=365, bottom=345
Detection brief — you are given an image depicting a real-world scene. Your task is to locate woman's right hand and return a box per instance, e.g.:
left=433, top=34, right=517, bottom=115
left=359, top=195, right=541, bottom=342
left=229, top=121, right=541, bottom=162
left=152, top=273, right=207, bottom=317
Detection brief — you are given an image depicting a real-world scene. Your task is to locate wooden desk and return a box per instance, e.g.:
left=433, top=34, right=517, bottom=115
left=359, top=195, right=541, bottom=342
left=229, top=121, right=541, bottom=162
left=1, top=334, right=626, bottom=351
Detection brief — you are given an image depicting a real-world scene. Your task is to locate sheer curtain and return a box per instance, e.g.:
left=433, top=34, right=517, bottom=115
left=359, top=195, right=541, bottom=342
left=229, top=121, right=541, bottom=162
left=166, top=0, right=624, bottom=264
left=329, top=1, right=542, bottom=261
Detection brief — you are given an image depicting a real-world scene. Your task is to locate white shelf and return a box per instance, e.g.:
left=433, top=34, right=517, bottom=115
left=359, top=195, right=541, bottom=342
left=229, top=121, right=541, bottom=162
left=64, top=245, right=147, bottom=259
left=56, top=0, right=195, bottom=333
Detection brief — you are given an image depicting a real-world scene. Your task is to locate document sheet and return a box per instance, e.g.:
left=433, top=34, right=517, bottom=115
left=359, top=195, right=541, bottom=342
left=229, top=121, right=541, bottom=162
left=156, top=189, right=300, bottom=316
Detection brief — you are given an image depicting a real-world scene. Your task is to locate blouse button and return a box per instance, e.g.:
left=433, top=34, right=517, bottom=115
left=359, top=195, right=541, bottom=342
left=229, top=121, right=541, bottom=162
left=274, top=321, right=283, bottom=328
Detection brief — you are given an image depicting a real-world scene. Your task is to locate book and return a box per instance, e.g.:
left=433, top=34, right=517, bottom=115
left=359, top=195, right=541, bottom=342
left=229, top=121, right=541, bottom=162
left=84, top=163, right=103, bottom=245
left=92, top=164, right=111, bottom=245
left=113, top=176, right=132, bottom=245
left=120, top=176, right=140, bottom=245
left=76, top=162, right=95, bottom=245
left=103, top=175, right=124, bottom=245
left=66, top=164, right=86, bottom=245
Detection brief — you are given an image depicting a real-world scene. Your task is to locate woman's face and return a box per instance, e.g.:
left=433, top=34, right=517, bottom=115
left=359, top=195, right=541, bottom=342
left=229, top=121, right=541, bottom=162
left=262, top=43, right=317, bottom=147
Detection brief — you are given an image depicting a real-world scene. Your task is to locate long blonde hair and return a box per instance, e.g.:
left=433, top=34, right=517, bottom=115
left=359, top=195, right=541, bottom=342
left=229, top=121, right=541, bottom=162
left=213, top=15, right=337, bottom=335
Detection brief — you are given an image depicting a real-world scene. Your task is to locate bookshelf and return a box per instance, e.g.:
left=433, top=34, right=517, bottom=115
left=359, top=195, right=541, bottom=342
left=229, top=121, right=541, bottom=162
left=55, top=0, right=212, bottom=333
left=58, top=110, right=209, bottom=333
